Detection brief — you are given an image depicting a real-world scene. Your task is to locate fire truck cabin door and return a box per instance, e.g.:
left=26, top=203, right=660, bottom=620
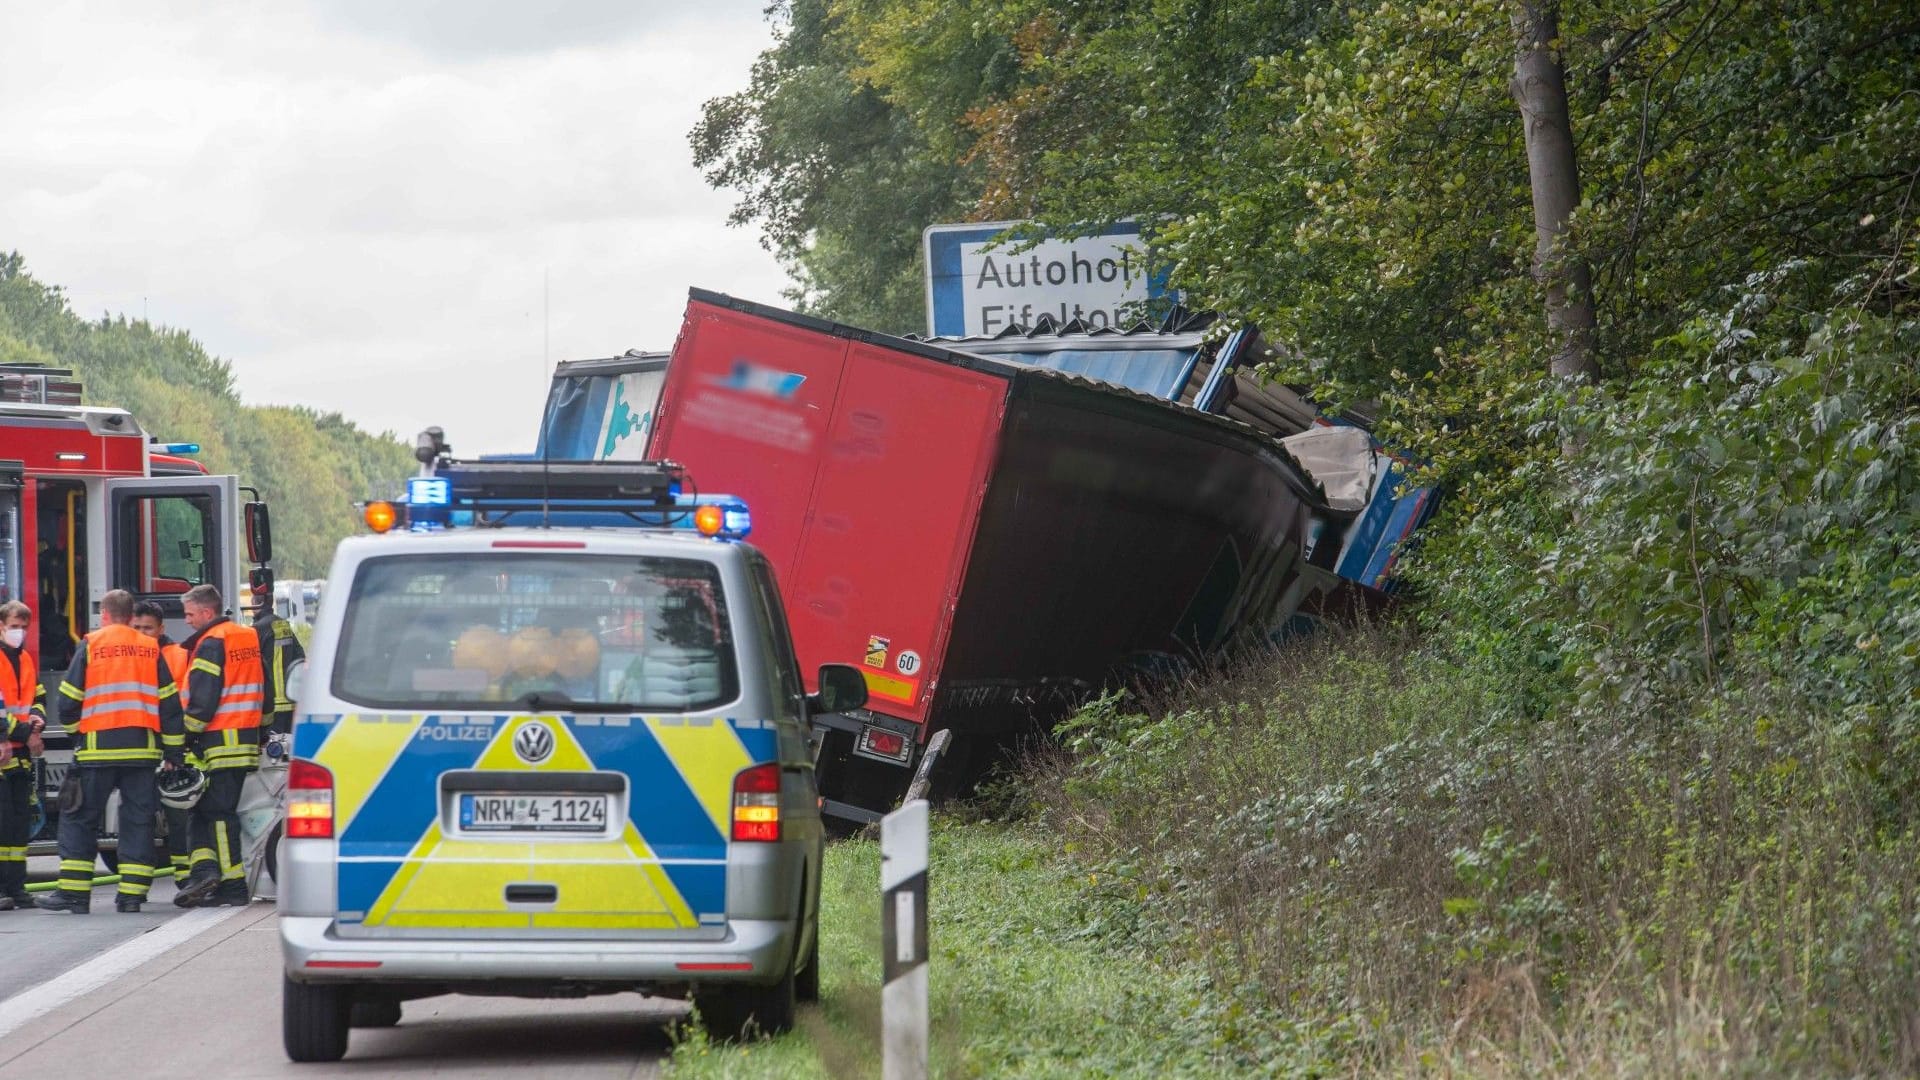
left=104, top=476, right=239, bottom=641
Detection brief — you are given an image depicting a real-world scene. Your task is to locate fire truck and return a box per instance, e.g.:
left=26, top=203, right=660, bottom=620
left=0, top=363, right=273, bottom=863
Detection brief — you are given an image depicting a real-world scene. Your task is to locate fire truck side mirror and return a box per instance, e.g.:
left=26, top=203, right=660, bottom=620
left=245, top=501, right=273, bottom=565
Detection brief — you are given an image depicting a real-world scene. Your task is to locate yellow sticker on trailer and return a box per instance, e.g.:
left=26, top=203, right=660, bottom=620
left=862, top=669, right=919, bottom=706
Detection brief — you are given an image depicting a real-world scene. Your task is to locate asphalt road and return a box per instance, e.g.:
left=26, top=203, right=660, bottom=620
left=0, top=859, right=683, bottom=1078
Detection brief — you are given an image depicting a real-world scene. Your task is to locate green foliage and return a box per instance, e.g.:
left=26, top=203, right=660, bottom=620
left=690, top=0, right=986, bottom=333
left=0, top=252, right=412, bottom=576
left=696, top=1, right=1920, bottom=1070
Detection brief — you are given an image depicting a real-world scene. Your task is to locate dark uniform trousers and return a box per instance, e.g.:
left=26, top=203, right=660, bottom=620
left=165, top=804, right=193, bottom=881
left=56, top=765, right=159, bottom=900
left=190, top=770, right=249, bottom=883
left=0, top=766, right=34, bottom=897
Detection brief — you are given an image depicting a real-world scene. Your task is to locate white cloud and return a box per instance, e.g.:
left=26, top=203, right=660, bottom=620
left=0, top=0, right=788, bottom=452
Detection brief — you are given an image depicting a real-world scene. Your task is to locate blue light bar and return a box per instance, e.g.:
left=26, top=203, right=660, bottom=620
left=407, top=476, right=451, bottom=506
left=158, top=443, right=201, bottom=455
left=389, top=456, right=749, bottom=541
left=461, top=494, right=753, bottom=539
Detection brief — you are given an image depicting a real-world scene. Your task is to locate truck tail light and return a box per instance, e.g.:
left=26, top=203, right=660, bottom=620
left=287, top=758, right=335, bottom=838
left=731, top=763, right=781, bottom=843
left=856, top=724, right=912, bottom=764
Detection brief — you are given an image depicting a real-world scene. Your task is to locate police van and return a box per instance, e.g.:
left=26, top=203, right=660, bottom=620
left=278, top=451, right=867, bottom=1062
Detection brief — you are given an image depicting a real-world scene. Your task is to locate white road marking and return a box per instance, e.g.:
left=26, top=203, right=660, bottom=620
left=0, top=906, right=246, bottom=1040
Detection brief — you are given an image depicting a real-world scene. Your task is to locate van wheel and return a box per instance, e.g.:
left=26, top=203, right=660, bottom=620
left=283, top=976, right=350, bottom=1062
left=795, top=918, right=820, bottom=1003
left=350, top=995, right=402, bottom=1028
left=696, top=970, right=796, bottom=1041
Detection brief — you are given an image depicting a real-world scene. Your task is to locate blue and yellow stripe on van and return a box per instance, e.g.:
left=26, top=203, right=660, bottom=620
left=296, top=711, right=771, bottom=931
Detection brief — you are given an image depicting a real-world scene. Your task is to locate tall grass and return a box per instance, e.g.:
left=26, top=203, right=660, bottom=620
left=1029, top=626, right=1920, bottom=1075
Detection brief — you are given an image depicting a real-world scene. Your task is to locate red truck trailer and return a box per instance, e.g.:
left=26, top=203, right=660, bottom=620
left=646, top=291, right=1342, bottom=821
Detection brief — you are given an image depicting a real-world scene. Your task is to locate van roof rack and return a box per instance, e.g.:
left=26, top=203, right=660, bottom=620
left=424, top=459, right=685, bottom=511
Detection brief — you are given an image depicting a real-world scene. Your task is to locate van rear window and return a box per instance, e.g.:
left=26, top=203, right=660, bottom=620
left=330, top=553, right=738, bottom=712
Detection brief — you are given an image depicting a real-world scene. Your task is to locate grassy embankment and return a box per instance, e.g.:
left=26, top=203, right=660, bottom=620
left=668, top=820, right=1233, bottom=1079
left=673, top=626, right=1919, bottom=1077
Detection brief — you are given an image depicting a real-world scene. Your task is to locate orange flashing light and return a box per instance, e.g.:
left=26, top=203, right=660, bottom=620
left=363, top=501, right=397, bottom=533
left=693, top=504, right=725, bottom=537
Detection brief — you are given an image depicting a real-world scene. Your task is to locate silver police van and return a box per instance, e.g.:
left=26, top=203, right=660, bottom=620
left=278, top=458, right=866, bottom=1062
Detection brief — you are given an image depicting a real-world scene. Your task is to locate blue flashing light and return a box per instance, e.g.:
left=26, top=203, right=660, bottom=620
left=721, top=505, right=752, bottom=539
left=158, top=443, right=201, bottom=455
left=408, top=476, right=451, bottom=506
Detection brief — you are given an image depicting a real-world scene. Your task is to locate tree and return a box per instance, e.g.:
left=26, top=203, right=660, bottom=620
left=1510, top=1, right=1597, bottom=382
left=0, top=252, right=413, bottom=576
left=690, top=0, right=984, bottom=333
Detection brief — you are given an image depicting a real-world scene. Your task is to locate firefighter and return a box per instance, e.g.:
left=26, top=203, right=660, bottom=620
left=131, top=601, right=194, bottom=883
left=0, top=600, right=47, bottom=910
left=35, top=589, right=184, bottom=915
left=250, top=592, right=305, bottom=736
left=173, top=584, right=266, bottom=908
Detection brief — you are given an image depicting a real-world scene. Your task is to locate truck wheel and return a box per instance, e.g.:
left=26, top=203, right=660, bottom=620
left=350, top=995, right=403, bottom=1028
left=283, top=976, right=350, bottom=1062
left=696, top=969, right=796, bottom=1041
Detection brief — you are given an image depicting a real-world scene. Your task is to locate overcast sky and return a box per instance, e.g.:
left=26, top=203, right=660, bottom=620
left=0, top=0, right=789, bottom=453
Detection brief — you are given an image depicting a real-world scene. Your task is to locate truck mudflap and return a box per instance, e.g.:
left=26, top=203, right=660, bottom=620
left=295, top=711, right=775, bottom=936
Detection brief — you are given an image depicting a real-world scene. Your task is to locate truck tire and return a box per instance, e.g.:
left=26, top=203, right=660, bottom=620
left=283, top=976, right=350, bottom=1063
left=696, top=969, right=796, bottom=1042
left=350, top=995, right=402, bottom=1028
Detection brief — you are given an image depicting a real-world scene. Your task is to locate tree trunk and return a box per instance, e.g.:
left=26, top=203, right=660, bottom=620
left=1511, top=1, right=1598, bottom=382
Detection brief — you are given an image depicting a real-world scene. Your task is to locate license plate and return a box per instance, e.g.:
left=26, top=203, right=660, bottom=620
left=458, top=793, right=609, bottom=833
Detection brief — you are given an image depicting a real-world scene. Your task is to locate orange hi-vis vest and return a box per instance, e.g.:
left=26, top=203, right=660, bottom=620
left=70, top=624, right=171, bottom=764
left=0, top=648, right=36, bottom=728
left=161, top=643, right=189, bottom=706
left=78, top=625, right=163, bottom=733
left=0, top=648, right=39, bottom=773
left=191, top=621, right=265, bottom=771
left=202, top=622, right=265, bottom=732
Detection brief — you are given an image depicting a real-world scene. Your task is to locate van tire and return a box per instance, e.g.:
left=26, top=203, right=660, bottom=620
left=350, top=996, right=402, bottom=1028
left=283, top=976, right=350, bottom=1062
left=795, top=918, right=820, bottom=1003
left=696, top=970, right=796, bottom=1041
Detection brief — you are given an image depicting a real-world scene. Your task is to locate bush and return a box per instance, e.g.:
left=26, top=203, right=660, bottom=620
left=1036, top=620, right=1920, bottom=1073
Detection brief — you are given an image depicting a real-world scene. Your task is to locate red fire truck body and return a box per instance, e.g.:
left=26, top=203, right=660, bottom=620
left=1, top=364, right=253, bottom=857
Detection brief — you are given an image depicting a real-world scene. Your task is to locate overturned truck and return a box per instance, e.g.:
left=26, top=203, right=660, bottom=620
left=541, top=291, right=1350, bottom=822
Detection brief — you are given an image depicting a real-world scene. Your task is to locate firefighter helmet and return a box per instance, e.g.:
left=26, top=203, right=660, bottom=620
left=157, top=764, right=208, bottom=811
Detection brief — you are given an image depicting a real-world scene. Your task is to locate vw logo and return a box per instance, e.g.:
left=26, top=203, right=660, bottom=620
left=513, top=722, right=555, bottom=765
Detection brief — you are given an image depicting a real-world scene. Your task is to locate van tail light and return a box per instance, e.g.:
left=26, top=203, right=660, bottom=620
left=287, top=758, right=335, bottom=839
left=731, top=763, right=781, bottom=843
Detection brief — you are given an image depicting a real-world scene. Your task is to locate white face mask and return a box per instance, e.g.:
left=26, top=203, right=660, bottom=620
left=1, top=628, right=23, bottom=649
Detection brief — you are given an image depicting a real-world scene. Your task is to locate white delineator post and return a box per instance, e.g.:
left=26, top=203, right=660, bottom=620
left=881, top=799, right=929, bottom=1080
